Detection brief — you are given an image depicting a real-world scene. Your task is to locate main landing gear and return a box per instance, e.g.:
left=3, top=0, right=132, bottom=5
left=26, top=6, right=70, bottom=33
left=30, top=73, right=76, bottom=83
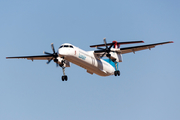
left=114, top=70, right=120, bottom=76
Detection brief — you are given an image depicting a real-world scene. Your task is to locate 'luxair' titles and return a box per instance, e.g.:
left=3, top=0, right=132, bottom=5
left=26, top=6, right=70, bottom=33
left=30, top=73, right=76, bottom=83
left=78, top=53, right=86, bottom=60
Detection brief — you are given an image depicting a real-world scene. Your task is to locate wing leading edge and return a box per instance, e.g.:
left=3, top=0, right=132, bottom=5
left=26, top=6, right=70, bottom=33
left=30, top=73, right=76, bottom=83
left=120, top=41, right=173, bottom=54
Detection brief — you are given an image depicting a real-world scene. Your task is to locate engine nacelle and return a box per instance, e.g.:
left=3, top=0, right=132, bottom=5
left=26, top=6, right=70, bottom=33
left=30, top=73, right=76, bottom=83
left=57, top=57, right=70, bottom=67
left=109, top=52, right=123, bottom=62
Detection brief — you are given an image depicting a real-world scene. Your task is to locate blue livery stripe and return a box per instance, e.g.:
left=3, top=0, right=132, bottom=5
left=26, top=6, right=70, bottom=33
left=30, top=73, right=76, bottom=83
left=103, top=59, right=118, bottom=70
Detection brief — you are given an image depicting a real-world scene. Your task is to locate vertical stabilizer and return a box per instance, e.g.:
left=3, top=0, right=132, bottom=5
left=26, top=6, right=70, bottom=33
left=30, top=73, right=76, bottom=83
left=112, top=41, right=120, bottom=48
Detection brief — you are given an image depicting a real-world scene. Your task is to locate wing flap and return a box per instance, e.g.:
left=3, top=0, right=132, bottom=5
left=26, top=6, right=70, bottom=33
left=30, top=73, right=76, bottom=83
left=120, top=41, right=173, bottom=54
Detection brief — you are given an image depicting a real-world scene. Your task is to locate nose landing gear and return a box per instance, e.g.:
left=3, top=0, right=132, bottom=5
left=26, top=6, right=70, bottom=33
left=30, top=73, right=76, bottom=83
left=62, top=75, right=68, bottom=81
left=61, top=66, right=68, bottom=81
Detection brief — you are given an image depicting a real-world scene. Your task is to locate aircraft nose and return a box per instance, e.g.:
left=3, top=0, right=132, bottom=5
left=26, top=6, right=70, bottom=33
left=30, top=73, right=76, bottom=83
left=58, top=48, right=66, bottom=56
left=58, top=48, right=75, bottom=57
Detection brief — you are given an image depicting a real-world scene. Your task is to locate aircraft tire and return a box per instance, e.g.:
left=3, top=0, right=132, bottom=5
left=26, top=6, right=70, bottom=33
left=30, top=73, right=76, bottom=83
left=114, top=70, right=120, bottom=76
left=62, top=75, right=68, bottom=81
left=117, top=70, right=120, bottom=76
left=62, top=76, right=65, bottom=81
left=64, top=75, right=68, bottom=81
left=114, top=71, right=117, bottom=76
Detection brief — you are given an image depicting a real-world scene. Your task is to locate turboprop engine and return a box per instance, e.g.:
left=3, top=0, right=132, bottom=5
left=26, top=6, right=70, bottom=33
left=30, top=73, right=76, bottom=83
left=109, top=52, right=122, bottom=62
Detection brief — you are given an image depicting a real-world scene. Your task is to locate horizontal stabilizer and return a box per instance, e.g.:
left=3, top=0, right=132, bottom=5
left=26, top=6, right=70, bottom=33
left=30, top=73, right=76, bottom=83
left=90, top=41, right=144, bottom=48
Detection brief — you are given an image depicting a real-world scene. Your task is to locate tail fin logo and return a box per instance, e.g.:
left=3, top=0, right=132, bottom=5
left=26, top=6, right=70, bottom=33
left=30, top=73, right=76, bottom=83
left=112, top=41, right=120, bottom=48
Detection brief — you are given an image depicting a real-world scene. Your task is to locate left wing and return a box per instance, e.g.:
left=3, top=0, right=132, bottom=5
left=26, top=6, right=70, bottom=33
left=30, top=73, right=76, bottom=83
left=120, top=41, right=173, bottom=54
left=6, top=54, right=54, bottom=61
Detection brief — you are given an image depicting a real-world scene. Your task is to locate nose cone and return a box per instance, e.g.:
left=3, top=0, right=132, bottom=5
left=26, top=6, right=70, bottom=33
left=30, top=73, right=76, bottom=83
left=58, top=48, right=67, bottom=56
left=58, top=48, right=75, bottom=57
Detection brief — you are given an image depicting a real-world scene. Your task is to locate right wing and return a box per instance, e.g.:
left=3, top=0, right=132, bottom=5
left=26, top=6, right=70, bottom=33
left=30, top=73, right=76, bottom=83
left=6, top=54, right=54, bottom=61
left=120, top=41, right=173, bottom=54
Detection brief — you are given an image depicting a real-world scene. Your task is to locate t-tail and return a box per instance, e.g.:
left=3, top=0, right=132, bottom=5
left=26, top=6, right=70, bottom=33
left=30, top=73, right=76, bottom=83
left=112, top=41, right=120, bottom=49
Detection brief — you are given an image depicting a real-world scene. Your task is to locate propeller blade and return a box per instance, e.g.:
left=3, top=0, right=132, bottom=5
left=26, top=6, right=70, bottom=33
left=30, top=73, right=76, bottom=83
left=103, top=38, right=108, bottom=50
left=100, top=52, right=106, bottom=58
left=46, top=57, right=53, bottom=64
left=108, top=43, right=114, bottom=49
left=51, top=43, right=56, bottom=54
left=43, top=51, right=52, bottom=55
left=93, top=39, right=117, bottom=58
left=43, top=43, right=60, bottom=67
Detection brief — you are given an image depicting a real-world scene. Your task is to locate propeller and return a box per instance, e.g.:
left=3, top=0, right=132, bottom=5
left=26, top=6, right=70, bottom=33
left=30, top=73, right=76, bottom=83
left=95, top=38, right=115, bottom=58
left=44, top=43, right=59, bottom=67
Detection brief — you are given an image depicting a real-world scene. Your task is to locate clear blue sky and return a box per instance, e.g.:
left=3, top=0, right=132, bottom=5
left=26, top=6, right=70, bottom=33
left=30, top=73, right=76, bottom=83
left=0, top=0, right=179, bottom=120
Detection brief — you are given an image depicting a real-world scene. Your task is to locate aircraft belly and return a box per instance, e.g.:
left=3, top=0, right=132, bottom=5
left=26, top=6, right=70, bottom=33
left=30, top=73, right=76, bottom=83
left=65, top=55, right=114, bottom=76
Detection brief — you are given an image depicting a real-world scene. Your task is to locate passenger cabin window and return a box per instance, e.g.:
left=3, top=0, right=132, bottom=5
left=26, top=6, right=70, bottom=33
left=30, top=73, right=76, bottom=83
left=59, top=45, right=74, bottom=48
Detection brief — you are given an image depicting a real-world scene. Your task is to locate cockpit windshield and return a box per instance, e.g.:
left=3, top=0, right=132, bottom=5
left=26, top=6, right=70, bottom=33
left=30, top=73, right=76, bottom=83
left=59, top=45, right=74, bottom=48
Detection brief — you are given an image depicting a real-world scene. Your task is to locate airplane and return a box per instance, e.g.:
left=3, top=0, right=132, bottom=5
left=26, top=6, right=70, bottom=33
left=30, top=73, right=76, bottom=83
left=6, top=38, right=173, bottom=81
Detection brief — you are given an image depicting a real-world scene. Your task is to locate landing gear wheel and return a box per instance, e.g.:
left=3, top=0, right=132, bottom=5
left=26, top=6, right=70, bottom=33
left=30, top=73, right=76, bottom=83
left=64, top=75, right=68, bottom=81
left=114, top=70, right=120, bottom=76
left=62, top=76, right=64, bottom=81
left=117, top=70, right=120, bottom=76
left=114, top=71, right=117, bottom=76
left=62, top=75, right=68, bottom=81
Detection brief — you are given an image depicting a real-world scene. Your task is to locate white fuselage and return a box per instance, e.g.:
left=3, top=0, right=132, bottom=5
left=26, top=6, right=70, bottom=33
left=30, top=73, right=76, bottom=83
left=58, top=43, right=115, bottom=76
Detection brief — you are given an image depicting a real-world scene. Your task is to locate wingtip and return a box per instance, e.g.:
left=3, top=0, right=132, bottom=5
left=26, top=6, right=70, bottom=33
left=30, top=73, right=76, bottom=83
left=169, top=41, right=174, bottom=43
